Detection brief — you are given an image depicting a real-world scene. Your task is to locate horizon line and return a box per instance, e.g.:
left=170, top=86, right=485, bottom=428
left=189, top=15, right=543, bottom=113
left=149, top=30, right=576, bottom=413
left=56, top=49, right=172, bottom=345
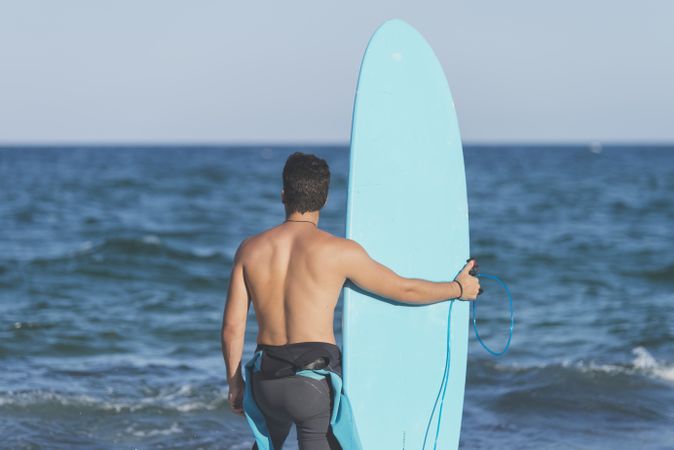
left=1, top=140, right=674, bottom=149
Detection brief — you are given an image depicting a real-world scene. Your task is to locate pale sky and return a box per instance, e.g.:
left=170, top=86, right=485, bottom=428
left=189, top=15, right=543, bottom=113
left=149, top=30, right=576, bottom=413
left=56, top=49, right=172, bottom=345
left=1, top=0, right=673, bottom=144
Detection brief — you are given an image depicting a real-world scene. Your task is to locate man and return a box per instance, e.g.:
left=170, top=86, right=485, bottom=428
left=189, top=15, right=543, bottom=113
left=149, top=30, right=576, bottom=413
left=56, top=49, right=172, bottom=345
left=221, top=152, right=480, bottom=449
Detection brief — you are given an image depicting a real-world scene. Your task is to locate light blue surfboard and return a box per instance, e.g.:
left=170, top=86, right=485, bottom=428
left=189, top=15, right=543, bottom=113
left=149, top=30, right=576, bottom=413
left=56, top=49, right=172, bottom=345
left=343, top=19, right=470, bottom=449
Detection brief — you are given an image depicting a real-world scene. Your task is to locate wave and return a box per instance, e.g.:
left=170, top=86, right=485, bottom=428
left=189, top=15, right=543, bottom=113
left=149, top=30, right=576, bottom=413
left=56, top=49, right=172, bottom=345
left=125, top=421, right=183, bottom=438
left=8, top=350, right=665, bottom=415
left=630, top=346, right=674, bottom=382
left=0, top=382, right=229, bottom=414
left=23, top=235, right=231, bottom=267
left=565, top=346, right=674, bottom=383
left=468, top=347, right=674, bottom=422
left=486, top=347, right=674, bottom=383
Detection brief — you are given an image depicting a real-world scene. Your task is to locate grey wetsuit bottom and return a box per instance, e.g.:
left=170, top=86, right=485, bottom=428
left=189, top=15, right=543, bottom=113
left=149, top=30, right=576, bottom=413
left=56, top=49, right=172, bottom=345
left=250, top=371, right=341, bottom=450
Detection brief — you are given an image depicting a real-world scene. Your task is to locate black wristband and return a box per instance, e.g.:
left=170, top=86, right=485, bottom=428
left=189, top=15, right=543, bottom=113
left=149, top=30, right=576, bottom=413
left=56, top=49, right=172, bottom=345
left=454, top=280, right=463, bottom=299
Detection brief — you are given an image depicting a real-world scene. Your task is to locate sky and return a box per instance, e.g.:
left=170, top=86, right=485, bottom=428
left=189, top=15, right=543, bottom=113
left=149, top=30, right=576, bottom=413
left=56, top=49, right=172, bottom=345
left=1, top=1, right=673, bottom=144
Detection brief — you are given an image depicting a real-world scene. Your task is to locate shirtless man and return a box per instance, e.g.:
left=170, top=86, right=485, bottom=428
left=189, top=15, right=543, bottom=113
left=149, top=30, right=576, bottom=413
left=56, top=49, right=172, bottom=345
left=221, top=152, right=480, bottom=449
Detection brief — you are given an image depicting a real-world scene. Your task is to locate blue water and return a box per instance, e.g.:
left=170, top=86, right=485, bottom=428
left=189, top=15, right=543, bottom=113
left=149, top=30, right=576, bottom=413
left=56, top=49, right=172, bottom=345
left=1, top=145, right=673, bottom=449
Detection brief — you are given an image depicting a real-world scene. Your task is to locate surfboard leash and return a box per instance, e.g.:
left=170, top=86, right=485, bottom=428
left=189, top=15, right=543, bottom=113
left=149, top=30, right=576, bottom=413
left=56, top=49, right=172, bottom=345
left=422, top=261, right=515, bottom=450
left=471, top=273, right=514, bottom=357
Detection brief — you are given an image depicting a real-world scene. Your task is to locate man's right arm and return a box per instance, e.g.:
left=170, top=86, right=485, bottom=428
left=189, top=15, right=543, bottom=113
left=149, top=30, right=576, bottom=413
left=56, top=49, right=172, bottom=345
left=338, top=238, right=480, bottom=304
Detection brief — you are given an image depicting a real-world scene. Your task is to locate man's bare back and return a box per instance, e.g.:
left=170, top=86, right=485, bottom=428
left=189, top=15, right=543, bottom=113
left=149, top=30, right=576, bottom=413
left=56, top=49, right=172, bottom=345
left=238, top=220, right=346, bottom=346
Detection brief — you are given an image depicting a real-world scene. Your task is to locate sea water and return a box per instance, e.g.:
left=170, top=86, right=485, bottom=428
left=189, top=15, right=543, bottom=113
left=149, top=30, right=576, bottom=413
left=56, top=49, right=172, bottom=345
left=1, top=145, right=672, bottom=449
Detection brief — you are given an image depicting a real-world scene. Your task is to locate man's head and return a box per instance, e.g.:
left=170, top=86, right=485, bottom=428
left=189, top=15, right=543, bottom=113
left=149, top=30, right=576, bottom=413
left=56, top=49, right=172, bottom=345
left=282, top=152, right=330, bottom=214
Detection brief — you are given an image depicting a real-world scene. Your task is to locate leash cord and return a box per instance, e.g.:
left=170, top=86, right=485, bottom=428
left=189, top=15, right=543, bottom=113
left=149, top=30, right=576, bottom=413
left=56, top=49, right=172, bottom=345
left=472, top=273, right=514, bottom=357
left=422, top=273, right=514, bottom=449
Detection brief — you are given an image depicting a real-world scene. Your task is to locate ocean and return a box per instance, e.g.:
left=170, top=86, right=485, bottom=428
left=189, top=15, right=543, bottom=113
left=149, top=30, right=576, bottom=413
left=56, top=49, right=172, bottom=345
left=1, top=145, right=672, bottom=449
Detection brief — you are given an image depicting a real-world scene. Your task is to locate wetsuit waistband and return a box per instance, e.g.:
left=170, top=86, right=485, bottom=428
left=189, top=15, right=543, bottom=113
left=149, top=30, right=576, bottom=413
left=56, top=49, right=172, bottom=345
left=254, top=341, right=342, bottom=379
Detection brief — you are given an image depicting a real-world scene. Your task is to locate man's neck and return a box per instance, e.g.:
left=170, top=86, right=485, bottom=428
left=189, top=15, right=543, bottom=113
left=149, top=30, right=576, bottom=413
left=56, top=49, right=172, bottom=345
left=285, top=210, right=320, bottom=226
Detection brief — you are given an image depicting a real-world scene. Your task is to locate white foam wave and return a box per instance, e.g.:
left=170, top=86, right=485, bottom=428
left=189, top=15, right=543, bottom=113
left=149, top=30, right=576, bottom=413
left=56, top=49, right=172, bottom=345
left=141, top=235, right=161, bottom=245
left=493, top=347, right=674, bottom=383
left=125, top=422, right=183, bottom=437
left=632, top=346, right=674, bottom=382
left=0, top=383, right=228, bottom=413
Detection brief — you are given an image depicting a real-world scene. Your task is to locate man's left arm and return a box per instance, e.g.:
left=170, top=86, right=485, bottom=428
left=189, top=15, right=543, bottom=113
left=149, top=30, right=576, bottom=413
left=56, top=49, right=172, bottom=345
left=221, top=239, right=251, bottom=415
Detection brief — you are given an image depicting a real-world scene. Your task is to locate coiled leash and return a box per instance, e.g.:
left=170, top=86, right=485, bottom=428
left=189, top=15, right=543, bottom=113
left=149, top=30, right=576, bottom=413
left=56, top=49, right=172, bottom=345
left=422, top=258, right=515, bottom=450
left=472, top=272, right=514, bottom=357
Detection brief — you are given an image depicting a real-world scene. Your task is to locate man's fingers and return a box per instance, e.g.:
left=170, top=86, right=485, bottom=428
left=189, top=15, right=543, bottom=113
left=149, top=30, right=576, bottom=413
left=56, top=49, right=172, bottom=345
left=229, top=392, right=245, bottom=416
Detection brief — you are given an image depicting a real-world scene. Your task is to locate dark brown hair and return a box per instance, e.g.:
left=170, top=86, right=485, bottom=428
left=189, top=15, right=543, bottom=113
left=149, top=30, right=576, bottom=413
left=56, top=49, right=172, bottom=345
left=282, top=152, right=330, bottom=214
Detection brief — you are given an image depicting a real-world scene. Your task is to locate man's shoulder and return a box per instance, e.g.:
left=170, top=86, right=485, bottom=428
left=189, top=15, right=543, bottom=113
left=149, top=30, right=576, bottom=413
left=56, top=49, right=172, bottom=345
left=235, top=226, right=281, bottom=258
left=237, top=232, right=263, bottom=253
left=242, top=226, right=278, bottom=247
left=233, top=231, right=264, bottom=261
left=319, top=234, right=361, bottom=256
left=327, top=235, right=359, bottom=249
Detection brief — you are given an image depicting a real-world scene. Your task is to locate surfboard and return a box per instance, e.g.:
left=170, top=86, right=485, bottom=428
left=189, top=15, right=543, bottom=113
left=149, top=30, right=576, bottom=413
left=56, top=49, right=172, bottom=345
left=343, top=19, right=470, bottom=449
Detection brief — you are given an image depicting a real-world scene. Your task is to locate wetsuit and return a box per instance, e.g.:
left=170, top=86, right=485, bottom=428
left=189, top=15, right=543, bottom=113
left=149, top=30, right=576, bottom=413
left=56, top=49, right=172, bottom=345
left=242, top=342, right=362, bottom=450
